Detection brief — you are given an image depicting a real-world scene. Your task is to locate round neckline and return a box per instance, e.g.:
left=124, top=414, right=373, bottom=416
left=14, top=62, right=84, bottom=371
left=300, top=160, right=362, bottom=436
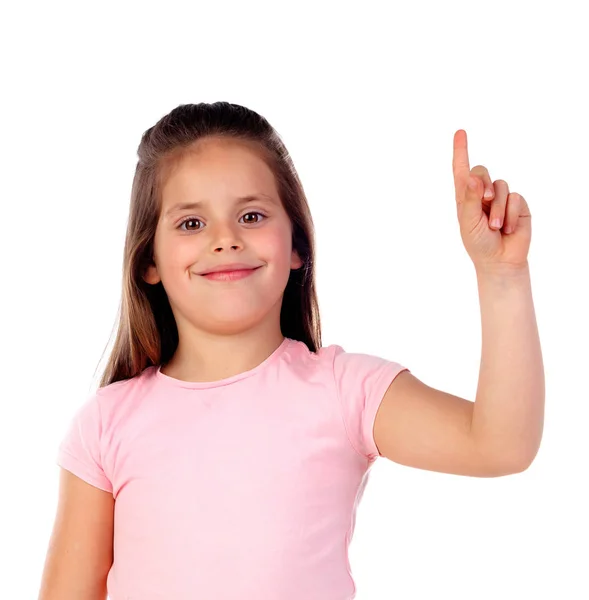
left=154, top=337, right=293, bottom=389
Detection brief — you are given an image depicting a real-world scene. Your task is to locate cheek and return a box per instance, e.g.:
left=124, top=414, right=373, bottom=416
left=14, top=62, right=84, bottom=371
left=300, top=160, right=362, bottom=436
left=157, top=235, right=200, bottom=272
left=256, top=227, right=292, bottom=267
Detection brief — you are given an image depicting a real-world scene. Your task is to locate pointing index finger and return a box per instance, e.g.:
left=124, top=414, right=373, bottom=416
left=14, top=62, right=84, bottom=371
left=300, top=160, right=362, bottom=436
left=452, top=129, right=470, bottom=190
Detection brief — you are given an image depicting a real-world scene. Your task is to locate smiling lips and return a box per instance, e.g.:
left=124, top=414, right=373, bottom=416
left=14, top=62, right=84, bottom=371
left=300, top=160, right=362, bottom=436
left=200, top=266, right=261, bottom=281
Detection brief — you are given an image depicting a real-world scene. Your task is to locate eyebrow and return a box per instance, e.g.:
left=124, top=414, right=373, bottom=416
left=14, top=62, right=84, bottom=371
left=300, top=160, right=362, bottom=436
left=165, top=194, right=276, bottom=218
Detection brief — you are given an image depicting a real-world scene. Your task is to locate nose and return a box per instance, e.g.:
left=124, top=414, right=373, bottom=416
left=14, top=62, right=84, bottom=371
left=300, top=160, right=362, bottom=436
left=214, top=244, right=240, bottom=252
left=210, top=222, right=243, bottom=253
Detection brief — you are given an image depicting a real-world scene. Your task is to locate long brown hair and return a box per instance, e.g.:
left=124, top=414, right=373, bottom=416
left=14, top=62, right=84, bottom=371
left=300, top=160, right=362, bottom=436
left=96, top=102, right=322, bottom=388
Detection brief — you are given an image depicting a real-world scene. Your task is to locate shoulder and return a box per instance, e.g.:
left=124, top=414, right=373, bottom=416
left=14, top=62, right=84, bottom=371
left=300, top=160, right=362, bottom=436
left=81, top=367, right=155, bottom=429
left=283, top=338, right=346, bottom=376
left=286, top=338, right=405, bottom=383
left=324, top=341, right=404, bottom=377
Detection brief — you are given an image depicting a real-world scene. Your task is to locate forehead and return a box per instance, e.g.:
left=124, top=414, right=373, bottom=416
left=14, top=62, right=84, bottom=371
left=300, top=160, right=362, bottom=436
left=160, top=138, right=278, bottom=207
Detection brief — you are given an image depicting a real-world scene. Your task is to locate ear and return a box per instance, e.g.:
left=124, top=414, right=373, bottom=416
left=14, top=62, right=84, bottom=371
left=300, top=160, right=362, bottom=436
left=291, top=248, right=304, bottom=270
left=143, top=263, right=161, bottom=285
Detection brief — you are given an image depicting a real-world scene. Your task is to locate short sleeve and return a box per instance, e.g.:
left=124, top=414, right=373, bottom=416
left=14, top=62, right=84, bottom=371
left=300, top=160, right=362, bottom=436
left=56, top=392, right=113, bottom=493
left=333, top=345, right=409, bottom=461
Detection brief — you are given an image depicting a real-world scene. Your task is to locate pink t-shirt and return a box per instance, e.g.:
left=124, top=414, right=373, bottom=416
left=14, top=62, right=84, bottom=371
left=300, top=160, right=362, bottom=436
left=57, top=337, right=409, bottom=600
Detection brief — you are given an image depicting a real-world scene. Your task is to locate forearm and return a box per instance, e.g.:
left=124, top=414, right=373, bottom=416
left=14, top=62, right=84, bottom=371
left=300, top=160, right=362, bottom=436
left=470, top=263, right=545, bottom=470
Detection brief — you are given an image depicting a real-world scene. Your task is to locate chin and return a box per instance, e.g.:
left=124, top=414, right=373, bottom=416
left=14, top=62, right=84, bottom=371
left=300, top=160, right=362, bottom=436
left=202, top=295, right=280, bottom=326
left=199, top=315, right=268, bottom=336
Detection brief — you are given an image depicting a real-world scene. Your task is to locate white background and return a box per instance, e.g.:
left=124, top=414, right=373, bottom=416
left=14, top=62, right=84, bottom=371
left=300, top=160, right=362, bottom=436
left=1, top=1, right=588, bottom=598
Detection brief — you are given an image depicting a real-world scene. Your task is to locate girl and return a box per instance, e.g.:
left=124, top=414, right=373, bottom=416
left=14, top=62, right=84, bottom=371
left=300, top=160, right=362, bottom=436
left=38, top=102, right=544, bottom=599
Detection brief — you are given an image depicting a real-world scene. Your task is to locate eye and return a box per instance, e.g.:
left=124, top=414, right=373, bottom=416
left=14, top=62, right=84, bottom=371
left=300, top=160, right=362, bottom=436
left=240, top=211, right=266, bottom=225
left=177, top=217, right=203, bottom=232
left=177, top=212, right=267, bottom=232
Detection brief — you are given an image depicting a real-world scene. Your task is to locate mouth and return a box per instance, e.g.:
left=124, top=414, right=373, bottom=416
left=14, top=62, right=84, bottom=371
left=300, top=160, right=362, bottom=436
left=199, top=266, right=261, bottom=281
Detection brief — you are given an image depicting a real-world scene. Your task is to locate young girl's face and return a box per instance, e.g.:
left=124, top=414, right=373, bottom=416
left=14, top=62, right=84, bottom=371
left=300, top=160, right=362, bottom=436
left=144, top=137, right=303, bottom=335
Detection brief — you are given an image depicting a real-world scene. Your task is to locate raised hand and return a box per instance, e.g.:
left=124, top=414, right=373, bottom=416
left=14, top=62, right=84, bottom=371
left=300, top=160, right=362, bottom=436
left=452, top=130, right=532, bottom=273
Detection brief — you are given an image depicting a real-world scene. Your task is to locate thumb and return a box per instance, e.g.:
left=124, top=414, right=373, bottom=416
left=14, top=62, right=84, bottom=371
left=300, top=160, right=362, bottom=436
left=457, top=175, right=484, bottom=227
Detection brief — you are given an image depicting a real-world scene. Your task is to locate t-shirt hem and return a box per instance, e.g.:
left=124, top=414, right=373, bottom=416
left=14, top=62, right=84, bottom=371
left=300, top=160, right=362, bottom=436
left=56, top=447, right=113, bottom=493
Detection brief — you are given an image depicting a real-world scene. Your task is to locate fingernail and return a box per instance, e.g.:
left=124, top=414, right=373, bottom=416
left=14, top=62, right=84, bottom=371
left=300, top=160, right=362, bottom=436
left=491, top=218, right=502, bottom=229
left=468, top=177, right=477, bottom=189
left=484, top=188, right=493, bottom=199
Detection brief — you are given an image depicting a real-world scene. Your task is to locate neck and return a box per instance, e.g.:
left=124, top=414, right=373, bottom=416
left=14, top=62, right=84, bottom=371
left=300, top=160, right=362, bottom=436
left=161, top=324, right=286, bottom=383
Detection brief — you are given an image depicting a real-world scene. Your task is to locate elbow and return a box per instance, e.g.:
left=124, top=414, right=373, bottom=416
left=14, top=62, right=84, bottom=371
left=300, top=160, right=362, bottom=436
left=501, top=448, right=539, bottom=475
left=476, top=442, right=539, bottom=477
